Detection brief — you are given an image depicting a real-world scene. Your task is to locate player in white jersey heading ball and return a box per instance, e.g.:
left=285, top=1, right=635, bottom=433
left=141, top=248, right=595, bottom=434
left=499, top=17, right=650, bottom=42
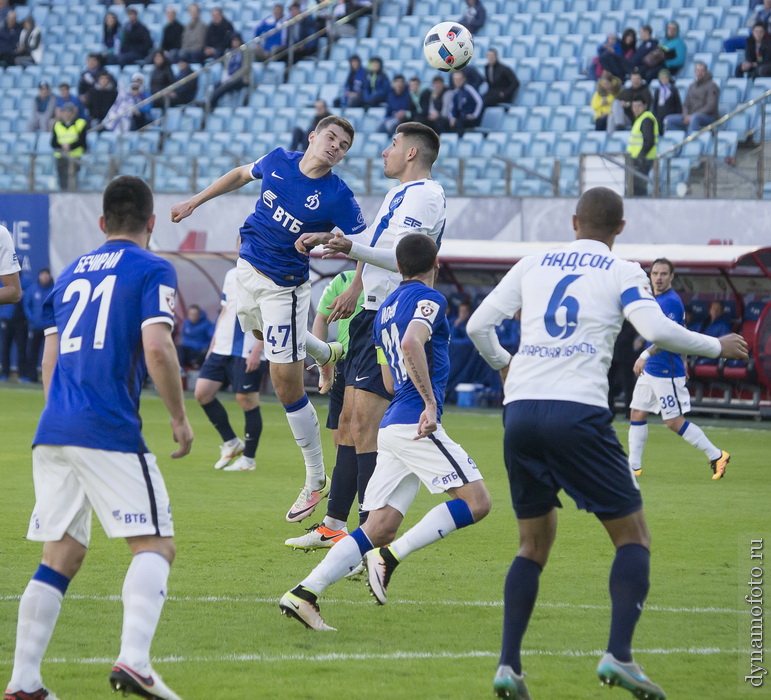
left=467, top=187, right=747, bottom=700
left=172, top=116, right=366, bottom=524
left=293, top=122, right=446, bottom=549
left=6, top=177, right=193, bottom=700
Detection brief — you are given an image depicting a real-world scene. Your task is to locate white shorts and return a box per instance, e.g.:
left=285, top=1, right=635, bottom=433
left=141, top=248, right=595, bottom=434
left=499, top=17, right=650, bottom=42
left=236, top=257, right=311, bottom=364
left=630, top=372, right=691, bottom=420
left=28, top=445, right=174, bottom=547
left=362, top=423, right=484, bottom=515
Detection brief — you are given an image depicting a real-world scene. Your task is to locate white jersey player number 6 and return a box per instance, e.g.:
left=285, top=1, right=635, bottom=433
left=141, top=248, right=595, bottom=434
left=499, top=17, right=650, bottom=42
left=544, top=274, right=581, bottom=340
left=60, top=275, right=117, bottom=354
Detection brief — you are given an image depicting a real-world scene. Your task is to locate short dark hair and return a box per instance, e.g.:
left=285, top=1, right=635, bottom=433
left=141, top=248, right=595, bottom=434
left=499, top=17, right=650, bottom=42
left=315, top=115, right=355, bottom=145
left=396, top=233, right=438, bottom=278
left=630, top=68, right=642, bottom=76
left=651, top=258, right=674, bottom=274
left=575, top=187, right=624, bottom=235
left=632, top=95, right=649, bottom=107
left=103, top=176, right=153, bottom=235
left=393, top=74, right=405, bottom=82
left=640, top=24, right=652, bottom=34
left=395, top=121, right=440, bottom=166
left=189, top=304, right=201, bottom=312
left=754, top=21, right=766, bottom=30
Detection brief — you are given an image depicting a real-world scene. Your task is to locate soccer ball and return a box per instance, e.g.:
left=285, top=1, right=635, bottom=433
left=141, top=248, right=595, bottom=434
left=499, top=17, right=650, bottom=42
left=423, top=22, right=474, bottom=72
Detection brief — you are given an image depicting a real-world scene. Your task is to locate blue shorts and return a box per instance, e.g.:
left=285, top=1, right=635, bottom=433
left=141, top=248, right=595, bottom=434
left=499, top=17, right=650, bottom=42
left=503, top=400, right=642, bottom=521
left=344, top=310, right=391, bottom=400
left=198, top=353, right=264, bottom=394
left=326, top=358, right=346, bottom=430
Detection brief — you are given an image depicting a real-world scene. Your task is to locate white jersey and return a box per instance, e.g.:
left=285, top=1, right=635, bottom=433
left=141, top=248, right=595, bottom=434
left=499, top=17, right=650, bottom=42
left=0, top=225, right=21, bottom=276
left=483, top=239, right=658, bottom=408
left=349, top=178, right=446, bottom=311
left=213, top=268, right=256, bottom=358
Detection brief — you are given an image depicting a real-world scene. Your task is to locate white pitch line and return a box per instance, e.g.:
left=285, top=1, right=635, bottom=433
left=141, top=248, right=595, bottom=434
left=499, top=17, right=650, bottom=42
left=0, top=648, right=743, bottom=666
left=0, top=593, right=744, bottom=614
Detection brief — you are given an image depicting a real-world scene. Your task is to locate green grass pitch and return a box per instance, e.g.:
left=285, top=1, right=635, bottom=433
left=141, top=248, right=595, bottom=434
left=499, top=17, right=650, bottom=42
left=1, top=386, right=769, bottom=699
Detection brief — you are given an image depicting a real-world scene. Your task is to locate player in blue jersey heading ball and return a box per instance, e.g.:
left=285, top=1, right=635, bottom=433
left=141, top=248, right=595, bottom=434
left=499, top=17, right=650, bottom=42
left=279, top=233, right=491, bottom=631
left=5, top=176, right=193, bottom=700
left=171, top=116, right=367, bottom=524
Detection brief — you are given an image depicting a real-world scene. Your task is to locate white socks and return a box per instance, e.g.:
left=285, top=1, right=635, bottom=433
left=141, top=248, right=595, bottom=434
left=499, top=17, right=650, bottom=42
left=301, top=533, right=368, bottom=595
left=284, top=395, right=325, bottom=489
left=9, top=580, right=63, bottom=692
left=118, top=552, right=171, bottom=671
left=390, top=502, right=468, bottom=560
left=680, top=421, right=721, bottom=461
left=323, top=516, right=348, bottom=532
left=305, top=335, right=331, bottom=365
left=627, top=421, right=648, bottom=471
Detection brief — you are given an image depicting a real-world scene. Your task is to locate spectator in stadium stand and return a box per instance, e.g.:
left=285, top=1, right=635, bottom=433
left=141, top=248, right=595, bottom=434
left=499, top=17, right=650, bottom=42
left=458, top=63, right=484, bottom=91
left=590, top=32, right=622, bottom=79
left=0, top=293, right=27, bottom=382
left=407, top=76, right=430, bottom=122
left=458, top=0, right=486, bottom=34
left=606, top=68, right=650, bottom=135
left=651, top=69, right=681, bottom=134
left=55, top=82, right=87, bottom=121
left=663, top=61, right=720, bottom=135
left=421, top=75, right=452, bottom=133
left=601, top=24, right=663, bottom=81
left=724, top=0, right=771, bottom=53
left=482, top=48, right=519, bottom=107
left=78, top=54, right=104, bottom=101
left=324, top=0, right=359, bottom=41
left=591, top=70, right=622, bottom=131
left=0, top=9, right=21, bottom=67
left=15, top=15, right=42, bottom=67
left=27, top=80, right=56, bottom=132
left=149, top=50, right=174, bottom=106
left=290, top=99, right=331, bottom=151
left=661, top=21, right=686, bottom=75
left=284, top=3, right=318, bottom=60
left=173, top=3, right=206, bottom=63
left=449, top=69, right=484, bottom=135
left=160, top=7, right=183, bottom=55
left=169, top=58, right=197, bottom=106
left=177, top=304, right=214, bottom=370
left=203, top=7, right=234, bottom=61
left=107, top=6, right=153, bottom=67
left=207, top=33, right=251, bottom=110
left=0, top=0, right=8, bottom=24
left=103, top=79, right=152, bottom=133
left=626, top=95, right=658, bottom=197
left=253, top=3, right=285, bottom=61
left=101, top=11, right=121, bottom=62
left=51, top=102, right=88, bottom=191
left=736, top=22, right=771, bottom=78
left=451, top=299, right=473, bottom=340
left=362, top=56, right=390, bottom=107
left=22, top=268, right=54, bottom=383
left=335, top=53, right=366, bottom=107
left=380, top=75, right=412, bottom=135
left=84, top=71, right=118, bottom=126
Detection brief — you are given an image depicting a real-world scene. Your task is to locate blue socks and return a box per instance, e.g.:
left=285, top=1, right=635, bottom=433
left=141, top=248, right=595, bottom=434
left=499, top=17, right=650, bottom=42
left=327, top=444, right=358, bottom=522
left=201, top=399, right=236, bottom=442
left=500, top=556, right=542, bottom=674
left=607, top=543, right=650, bottom=662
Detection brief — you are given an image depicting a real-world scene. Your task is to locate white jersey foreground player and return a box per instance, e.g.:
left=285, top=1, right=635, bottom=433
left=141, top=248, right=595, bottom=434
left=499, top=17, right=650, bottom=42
left=466, top=187, right=747, bottom=700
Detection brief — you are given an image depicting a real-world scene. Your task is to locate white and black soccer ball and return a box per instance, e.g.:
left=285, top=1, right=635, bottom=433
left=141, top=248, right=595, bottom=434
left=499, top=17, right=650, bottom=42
left=423, top=21, right=474, bottom=72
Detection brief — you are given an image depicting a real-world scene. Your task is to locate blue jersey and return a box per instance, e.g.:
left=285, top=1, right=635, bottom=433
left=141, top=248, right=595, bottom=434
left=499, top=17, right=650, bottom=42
left=34, top=240, right=177, bottom=453
left=240, top=148, right=366, bottom=287
left=373, top=280, right=450, bottom=427
left=645, top=288, right=686, bottom=377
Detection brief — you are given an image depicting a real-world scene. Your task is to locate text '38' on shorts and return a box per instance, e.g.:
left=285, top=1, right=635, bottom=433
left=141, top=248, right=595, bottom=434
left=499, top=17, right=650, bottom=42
left=503, top=400, right=642, bottom=521
left=630, top=372, right=691, bottom=420
left=344, top=310, right=390, bottom=399
left=28, top=444, right=174, bottom=547
left=198, top=353, right=264, bottom=394
left=362, top=423, right=483, bottom=516
left=235, top=257, right=311, bottom=364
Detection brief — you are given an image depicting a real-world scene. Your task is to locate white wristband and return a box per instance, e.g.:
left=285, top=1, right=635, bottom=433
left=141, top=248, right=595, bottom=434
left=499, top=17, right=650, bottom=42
left=640, top=350, right=651, bottom=361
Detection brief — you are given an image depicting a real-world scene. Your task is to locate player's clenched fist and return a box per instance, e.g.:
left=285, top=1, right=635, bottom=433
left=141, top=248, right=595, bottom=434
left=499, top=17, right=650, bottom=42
left=171, top=200, right=195, bottom=223
left=718, top=333, right=749, bottom=361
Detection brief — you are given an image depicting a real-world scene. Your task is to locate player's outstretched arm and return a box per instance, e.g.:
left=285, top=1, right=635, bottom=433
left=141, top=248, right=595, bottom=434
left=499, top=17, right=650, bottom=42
left=467, top=302, right=514, bottom=372
left=295, top=231, right=334, bottom=255
left=718, top=333, right=750, bottom=360
left=142, top=322, right=194, bottom=458
left=402, top=321, right=438, bottom=439
left=171, top=164, right=254, bottom=223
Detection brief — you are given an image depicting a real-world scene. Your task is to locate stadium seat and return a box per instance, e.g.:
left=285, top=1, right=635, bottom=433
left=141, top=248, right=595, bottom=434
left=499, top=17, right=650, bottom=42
left=480, top=133, right=510, bottom=158
left=580, top=132, right=607, bottom=154
left=550, top=106, right=577, bottom=132
left=555, top=132, right=583, bottom=157
left=457, top=132, right=484, bottom=157
left=478, top=106, right=505, bottom=132
left=529, top=132, right=556, bottom=157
